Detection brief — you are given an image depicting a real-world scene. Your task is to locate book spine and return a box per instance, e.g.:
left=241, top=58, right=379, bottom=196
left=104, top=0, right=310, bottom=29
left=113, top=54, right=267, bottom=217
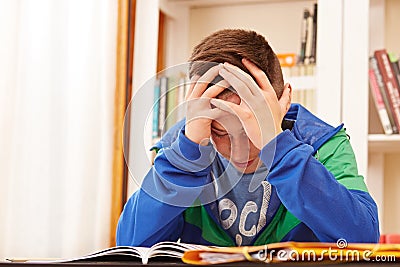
left=374, top=49, right=400, bottom=133
left=304, top=9, right=313, bottom=65
left=158, top=76, right=168, bottom=136
left=368, top=69, right=393, bottom=134
left=298, top=9, right=310, bottom=64
left=389, top=57, right=400, bottom=95
left=152, top=79, right=161, bottom=140
left=166, top=76, right=178, bottom=130
left=310, top=3, right=318, bottom=64
left=176, top=76, right=186, bottom=122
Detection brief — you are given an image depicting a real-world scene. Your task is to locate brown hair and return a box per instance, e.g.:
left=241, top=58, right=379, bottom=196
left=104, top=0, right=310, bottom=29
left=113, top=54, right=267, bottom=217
left=189, top=29, right=284, bottom=98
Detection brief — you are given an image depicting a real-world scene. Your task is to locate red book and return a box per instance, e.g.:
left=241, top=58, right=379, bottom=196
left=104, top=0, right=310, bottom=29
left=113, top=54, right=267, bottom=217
left=374, top=49, right=400, bottom=131
left=386, top=234, right=400, bottom=244
left=370, top=56, right=399, bottom=133
left=369, top=68, right=393, bottom=134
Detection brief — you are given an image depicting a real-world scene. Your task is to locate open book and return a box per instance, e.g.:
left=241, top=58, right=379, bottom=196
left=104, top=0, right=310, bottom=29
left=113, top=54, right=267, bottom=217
left=7, top=242, right=206, bottom=265
left=182, top=241, right=400, bottom=265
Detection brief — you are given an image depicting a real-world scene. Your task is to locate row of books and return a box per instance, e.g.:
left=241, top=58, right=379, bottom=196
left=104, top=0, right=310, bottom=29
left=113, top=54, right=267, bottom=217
left=369, top=49, right=400, bottom=135
left=152, top=74, right=189, bottom=142
left=277, top=3, right=317, bottom=68
left=298, top=3, right=318, bottom=65
left=282, top=64, right=316, bottom=114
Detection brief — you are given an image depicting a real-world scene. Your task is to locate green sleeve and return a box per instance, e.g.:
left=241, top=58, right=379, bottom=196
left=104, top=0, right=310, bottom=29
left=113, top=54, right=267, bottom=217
left=316, top=129, right=368, bottom=192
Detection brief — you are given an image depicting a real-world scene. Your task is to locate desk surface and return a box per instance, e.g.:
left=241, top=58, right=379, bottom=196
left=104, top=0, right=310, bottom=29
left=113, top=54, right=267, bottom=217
left=0, top=261, right=399, bottom=267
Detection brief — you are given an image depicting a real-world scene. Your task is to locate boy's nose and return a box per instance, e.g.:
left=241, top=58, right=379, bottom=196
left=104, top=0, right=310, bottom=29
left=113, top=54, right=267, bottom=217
left=230, top=135, right=251, bottom=161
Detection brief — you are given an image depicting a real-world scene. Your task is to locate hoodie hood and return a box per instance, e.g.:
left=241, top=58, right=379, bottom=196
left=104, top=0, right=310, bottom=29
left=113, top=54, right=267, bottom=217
left=285, top=103, right=343, bottom=154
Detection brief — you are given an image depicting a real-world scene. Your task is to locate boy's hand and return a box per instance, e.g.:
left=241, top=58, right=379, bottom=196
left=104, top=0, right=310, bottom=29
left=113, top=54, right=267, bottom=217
left=185, top=64, right=229, bottom=145
left=210, top=58, right=292, bottom=149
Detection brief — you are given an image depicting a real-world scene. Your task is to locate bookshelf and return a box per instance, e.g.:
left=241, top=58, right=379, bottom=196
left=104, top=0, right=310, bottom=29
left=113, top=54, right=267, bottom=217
left=368, top=135, right=400, bottom=153
left=367, top=0, right=400, bottom=235
left=130, top=0, right=400, bottom=235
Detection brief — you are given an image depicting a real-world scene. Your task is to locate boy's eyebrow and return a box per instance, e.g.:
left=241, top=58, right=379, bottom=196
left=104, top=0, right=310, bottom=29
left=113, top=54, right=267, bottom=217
left=211, top=126, right=226, bottom=132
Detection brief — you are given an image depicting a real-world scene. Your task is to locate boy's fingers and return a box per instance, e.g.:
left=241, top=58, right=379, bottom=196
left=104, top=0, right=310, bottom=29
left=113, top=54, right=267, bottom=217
left=241, top=58, right=275, bottom=96
left=191, top=64, right=223, bottom=98
left=202, top=80, right=230, bottom=98
left=223, top=62, right=259, bottom=96
left=218, top=68, right=252, bottom=100
left=185, top=75, right=200, bottom=100
left=209, top=98, right=244, bottom=119
left=207, top=108, right=229, bottom=120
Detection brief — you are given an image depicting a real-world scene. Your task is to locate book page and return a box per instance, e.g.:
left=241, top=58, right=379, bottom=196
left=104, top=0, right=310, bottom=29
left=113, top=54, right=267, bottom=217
left=7, top=242, right=209, bottom=264
left=7, top=246, right=147, bottom=264
left=144, top=242, right=207, bottom=264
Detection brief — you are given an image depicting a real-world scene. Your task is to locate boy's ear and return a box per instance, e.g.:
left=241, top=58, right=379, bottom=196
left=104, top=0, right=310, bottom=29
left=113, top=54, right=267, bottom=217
left=279, top=83, right=292, bottom=114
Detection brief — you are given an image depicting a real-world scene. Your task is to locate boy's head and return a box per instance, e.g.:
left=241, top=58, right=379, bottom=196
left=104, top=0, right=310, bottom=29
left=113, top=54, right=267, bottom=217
left=188, top=29, right=286, bottom=173
left=189, top=29, right=284, bottom=99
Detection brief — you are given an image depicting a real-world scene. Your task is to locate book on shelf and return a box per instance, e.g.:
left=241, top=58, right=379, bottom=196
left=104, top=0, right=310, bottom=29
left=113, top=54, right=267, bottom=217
left=152, top=74, right=188, bottom=144
left=165, top=75, right=180, bottom=131
left=299, top=4, right=317, bottom=65
left=182, top=241, right=400, bottom=265
left=7, top=242, right=206, bottom=265
left=298, top=8, right=310, bottom=64
left=176, top=76, right=188, bottom=122
left=369, top=61, right=394, bottom=134
left=388, top=53, right=400, bottom=92
left=374, top=49, right=400, bottom=133
left=380, top=234, right=400, bottom=244
left=158, top=76, right=169, bottom=137
left=304, top=8, right=314, bottom=65
left=152, top=79, right=161, bottom=140
left=280, top=63, right=316, bottom=113
left=310, top=3, right=318, bottom=64
left=370, top=56, right=398, bottom=134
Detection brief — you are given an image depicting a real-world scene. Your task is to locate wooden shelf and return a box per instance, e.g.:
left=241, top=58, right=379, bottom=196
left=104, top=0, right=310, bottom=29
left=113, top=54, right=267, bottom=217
left=368, top=134, right=400, bottom=153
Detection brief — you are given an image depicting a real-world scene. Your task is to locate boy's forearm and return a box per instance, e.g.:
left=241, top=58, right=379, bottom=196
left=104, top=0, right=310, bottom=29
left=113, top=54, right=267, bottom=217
left=116, top=129, right=214, bottom=246
left=116, top=186, right=184, bottom=246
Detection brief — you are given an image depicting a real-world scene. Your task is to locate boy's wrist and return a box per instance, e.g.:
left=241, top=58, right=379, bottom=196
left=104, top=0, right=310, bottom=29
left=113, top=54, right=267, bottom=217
left=184, top=122, right=211, bottom=146
left=172, top=129, right=214, bottom=161
left=184, top=130, right=210, bottom=146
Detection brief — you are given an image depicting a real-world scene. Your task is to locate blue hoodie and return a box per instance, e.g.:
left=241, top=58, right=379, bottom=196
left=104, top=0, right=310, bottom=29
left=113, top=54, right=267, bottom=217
left=116, top=104, right=380, bottom=247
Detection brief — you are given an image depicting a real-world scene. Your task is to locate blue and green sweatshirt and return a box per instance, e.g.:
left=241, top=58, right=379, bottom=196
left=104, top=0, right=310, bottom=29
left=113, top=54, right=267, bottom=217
left=116, top=104, right=380, bottom=247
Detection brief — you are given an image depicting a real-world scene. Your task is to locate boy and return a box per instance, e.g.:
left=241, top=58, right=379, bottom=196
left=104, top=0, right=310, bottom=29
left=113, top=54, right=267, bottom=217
left=116, top=29, right=379, bottom=247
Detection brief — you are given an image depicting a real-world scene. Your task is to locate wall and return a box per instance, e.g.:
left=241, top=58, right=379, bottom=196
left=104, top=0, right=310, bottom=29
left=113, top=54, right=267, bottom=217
left=385, top=0, right=400, bottom=56
left=189, top=1, right=315, bottom=55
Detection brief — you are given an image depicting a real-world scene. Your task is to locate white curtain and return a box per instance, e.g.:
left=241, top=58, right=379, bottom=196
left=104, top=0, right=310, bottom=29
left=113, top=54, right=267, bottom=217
left=0, top=0, right=117, bottom=259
